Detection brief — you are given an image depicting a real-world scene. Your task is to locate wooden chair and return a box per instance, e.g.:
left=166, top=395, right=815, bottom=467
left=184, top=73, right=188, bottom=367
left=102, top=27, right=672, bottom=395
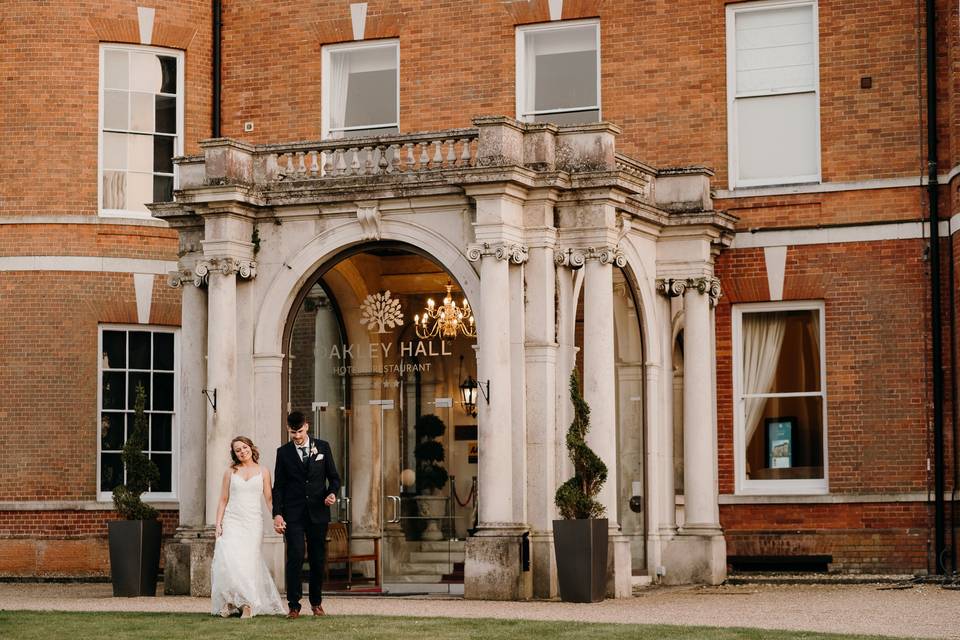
left=324, top=522, right=380, bottom=589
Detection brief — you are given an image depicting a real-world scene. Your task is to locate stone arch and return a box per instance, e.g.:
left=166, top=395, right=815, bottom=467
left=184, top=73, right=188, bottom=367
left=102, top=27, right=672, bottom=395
left=617, top=237, right=661, bottom=368
left=254, top=218, right=480, bottom=357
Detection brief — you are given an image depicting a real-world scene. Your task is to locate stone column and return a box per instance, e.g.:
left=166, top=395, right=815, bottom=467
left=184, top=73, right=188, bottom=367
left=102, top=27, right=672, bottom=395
left=253, top=352, right=285, bottom=588
left=581, top=248, right=631, bottom=598
left=657, top=277, right=725, bottom=585
left=524, top=230, right=558, bottom=599
left=464, top=241, right=530, bottom=600
left=163, top=261, right=208, bottom=596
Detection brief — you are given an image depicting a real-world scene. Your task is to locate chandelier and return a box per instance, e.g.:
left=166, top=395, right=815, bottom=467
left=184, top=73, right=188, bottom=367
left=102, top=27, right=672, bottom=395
left=414, top=282, right=476, bottom=339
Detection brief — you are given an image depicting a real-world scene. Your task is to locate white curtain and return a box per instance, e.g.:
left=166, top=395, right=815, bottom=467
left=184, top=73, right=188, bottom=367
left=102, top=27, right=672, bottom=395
left=742, top=312, right=787, bottom=445
left=328, top=52, right=350, bottom=135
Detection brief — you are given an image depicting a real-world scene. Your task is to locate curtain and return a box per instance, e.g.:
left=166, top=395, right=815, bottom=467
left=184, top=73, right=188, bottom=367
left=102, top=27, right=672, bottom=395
left=742, top=312, right=787, bottom=445
left=328, top=52, right=350, bottom=135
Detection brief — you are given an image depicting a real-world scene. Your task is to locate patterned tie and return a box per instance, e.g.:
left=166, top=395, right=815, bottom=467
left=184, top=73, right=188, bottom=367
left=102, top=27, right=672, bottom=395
left=299, top=446, right=308, bottom=462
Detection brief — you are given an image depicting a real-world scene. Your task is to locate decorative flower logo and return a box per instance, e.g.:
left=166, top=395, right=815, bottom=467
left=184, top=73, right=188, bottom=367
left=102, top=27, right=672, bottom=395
left=360, top=290, right=404, bottom=334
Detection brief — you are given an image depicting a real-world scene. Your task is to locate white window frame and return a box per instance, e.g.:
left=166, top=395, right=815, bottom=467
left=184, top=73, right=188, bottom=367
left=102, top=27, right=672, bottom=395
left=98, top=44, right=185, bottom=219
left=321, top=39, right=400, bottom=139
left=515, top=19, right=601, bottom=123
left=732, top=300, right=828, bottom=495
left=97, top=324, right=180, bottom=502
left=726, top=0, right=821, bottom=189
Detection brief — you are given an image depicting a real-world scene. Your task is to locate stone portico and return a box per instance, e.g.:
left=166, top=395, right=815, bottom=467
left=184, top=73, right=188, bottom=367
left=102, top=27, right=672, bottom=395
left=155, top=116, right=735, bottom=599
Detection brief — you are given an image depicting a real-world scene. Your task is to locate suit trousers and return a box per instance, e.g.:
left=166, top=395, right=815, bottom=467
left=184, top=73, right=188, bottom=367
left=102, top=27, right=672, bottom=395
left=283, top=518, right=329, bottom=609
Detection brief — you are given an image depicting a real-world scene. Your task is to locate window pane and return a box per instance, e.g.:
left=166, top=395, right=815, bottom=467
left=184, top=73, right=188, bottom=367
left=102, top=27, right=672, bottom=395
left=130, top=51, right=163, bottom=92
left=103, top=132, right=128, bottom=171
left=102, top=330, right=126, bottom=369
left=343, top=69, right=397, bottom=128
left=103, top=90, right=129, bottom=130
left=534, top=50, right=597, bottom=112
left=102, top=171, right=126, bottom=210
left=159, top=56, right=177, bottom=94
left=128, top=372, right=151, bottom=410
left=130, top=92, right=155, bottom=132
left=155, top=95, right=176, bottom=134
left=153, top=135, right=174, bottom=173
left=129, top=331, right=151, bottom=368
left=151, top=453, right=172, bottom=492
left=153, top=372, right=174, bottom=411
left=102, top=372, right=126, bottom=410
left=104, top=50, right=129, bottom=90
left=745, top=396, right=824, bottom=480
left=153, top=175, right=174, bottom=204
left=737, top=92, right=818, bottom=182
left=151, top=413, right=172, bottom=451
left=153, top=333, right=174, bottom=370
left=736, top=5, right=815, bottom=94
left=532, top=109, right=600, bottom=125
left=126, top=172, right=153, bottom=212
left=742, top=309, right=821, bottom=395
left=101, top=453, right=124, bottom=491
left=127, top=133, right=153, bottom=173
left=101, top=412, right=125, bottom=450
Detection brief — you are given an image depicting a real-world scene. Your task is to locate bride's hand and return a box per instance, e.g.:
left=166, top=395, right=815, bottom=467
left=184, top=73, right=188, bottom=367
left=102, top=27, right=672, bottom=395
left=215, top=522, right=223, bottom=538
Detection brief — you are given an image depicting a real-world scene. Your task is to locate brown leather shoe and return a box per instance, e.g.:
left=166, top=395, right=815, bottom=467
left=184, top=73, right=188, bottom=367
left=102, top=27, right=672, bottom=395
left=311, top=604, right=326, bottom=616
left=286, top=608, right=300, bottom=619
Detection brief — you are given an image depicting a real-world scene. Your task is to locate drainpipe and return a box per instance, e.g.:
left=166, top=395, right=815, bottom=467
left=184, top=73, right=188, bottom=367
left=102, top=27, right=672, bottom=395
left=925, top=0, right=947, bottom=575
left=212, top=0, right=222, bottom=138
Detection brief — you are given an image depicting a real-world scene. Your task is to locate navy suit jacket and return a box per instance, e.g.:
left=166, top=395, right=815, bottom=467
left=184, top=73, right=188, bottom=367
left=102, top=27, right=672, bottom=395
left=272, top=438, right=341, bottom=525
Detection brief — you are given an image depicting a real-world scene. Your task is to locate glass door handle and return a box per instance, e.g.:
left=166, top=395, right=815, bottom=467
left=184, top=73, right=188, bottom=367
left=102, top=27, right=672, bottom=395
left=338, top=496, right=351, bottom=524
left=387, top=495, right=401, bottom=523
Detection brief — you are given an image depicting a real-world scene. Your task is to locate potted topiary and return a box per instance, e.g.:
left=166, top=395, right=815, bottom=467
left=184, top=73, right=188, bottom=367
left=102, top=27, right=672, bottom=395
left=413, top=414, right=449, bottom=540
left=553, top=370, right=609, bottom=602
left=108, top=383, right=162, bottom=596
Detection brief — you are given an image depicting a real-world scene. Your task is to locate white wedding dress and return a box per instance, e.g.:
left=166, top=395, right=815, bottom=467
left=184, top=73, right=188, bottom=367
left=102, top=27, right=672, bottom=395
left=210, top=471, right=286, bottom=617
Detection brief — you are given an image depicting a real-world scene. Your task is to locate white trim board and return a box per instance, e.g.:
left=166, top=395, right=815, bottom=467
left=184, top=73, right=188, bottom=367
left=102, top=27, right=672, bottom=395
left=0, top=256, right=176, bottom=274
left=732, top=221, right=934, bottom=249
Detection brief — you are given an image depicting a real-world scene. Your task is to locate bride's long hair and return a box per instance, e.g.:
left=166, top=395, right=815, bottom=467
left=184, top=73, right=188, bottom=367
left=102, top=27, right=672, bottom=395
left=229, top=436, right=260, bottom=469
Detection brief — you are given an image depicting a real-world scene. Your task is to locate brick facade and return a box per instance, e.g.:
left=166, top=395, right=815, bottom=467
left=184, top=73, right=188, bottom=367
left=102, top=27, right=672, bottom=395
left=2, top=0, right=959, bottom=578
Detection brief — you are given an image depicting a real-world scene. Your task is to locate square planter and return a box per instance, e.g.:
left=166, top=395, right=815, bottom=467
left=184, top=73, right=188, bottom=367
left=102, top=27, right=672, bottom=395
left=552, top=518, right=608, bottom=603
left=108, top=519, right=162, bottom=597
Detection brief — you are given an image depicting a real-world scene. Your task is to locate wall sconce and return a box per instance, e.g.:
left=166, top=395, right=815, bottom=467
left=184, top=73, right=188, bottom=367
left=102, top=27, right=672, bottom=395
left=459, top=374, right=489, bottom=418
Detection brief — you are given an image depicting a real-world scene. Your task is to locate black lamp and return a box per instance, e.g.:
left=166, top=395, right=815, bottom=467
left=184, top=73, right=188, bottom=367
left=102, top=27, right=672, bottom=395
left=459, top=374, right=489, bottom=418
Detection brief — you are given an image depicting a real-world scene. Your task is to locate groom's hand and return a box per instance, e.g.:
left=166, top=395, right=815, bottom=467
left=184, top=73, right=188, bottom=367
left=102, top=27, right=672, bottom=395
left=324, top=493, right=336, bottom=506
left=273, top=515, right=286, bottom=534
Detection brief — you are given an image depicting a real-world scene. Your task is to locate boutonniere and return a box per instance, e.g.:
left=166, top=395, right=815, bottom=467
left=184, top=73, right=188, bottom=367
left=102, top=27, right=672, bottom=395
left=311, top=445, right=321, bottom=461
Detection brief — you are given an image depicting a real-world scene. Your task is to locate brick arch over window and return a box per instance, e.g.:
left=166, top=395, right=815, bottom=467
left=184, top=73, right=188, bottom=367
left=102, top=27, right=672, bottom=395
left=88, top=16, right=196, bottom=49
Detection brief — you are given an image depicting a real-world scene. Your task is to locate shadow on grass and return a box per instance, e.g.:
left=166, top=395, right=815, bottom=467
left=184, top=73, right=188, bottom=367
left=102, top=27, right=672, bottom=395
left=0, top=611, right=902, bottom=640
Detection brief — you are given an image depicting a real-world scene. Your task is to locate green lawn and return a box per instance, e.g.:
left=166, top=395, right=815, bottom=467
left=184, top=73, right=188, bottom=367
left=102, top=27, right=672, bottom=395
left=0, top=612, right=903, bottom=640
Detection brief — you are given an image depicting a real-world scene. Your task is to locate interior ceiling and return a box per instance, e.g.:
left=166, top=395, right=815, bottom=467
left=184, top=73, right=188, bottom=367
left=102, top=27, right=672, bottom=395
left=329, top=250, right=458, bottom=296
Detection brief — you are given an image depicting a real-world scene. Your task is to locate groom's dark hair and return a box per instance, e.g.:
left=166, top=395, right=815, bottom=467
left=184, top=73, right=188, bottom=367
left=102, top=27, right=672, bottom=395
left=287, top=411, right=306, bottom=429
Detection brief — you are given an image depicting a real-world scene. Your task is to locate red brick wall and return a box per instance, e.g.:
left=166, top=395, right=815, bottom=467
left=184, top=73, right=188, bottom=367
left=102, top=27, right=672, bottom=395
left=0, top=510, right=177, bottom=577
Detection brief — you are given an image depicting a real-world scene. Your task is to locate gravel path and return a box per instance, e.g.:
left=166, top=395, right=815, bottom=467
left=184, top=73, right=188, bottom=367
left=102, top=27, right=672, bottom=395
left=1, top=582, right=958, bottom=639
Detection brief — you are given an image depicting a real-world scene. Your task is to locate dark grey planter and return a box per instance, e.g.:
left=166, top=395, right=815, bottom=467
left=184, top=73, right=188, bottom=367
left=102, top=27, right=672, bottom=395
left=108, top=519, right=162, bottom=597
left=552, top=518, right=608, bottom=603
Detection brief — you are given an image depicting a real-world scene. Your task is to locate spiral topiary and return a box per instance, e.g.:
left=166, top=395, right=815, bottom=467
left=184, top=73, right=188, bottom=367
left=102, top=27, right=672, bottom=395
left=414, top=413, right=449, bottom=494
left=555, top=370, right=607, bottom=520
left=112, top=383, right=160, bottom=521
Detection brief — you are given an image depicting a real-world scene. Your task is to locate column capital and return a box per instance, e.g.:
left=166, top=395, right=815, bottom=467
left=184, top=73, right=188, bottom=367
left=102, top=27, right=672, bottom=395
left=193, top=257, right=257, bottom=287
left=167, top=268, right=195, bottom=289
left=466, top=242, right=529, bottom=264
left=656, top=276, right=722, bottom=306
left=554, top=246, right=626, bottom=269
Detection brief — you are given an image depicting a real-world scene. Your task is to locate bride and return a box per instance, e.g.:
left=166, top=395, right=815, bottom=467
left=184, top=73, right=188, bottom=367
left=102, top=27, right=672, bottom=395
left=210, top=436, right=286, bottom=618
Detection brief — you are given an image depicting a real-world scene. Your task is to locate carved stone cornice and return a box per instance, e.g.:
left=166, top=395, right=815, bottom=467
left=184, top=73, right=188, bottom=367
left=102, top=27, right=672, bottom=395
left=656, top=277, right=722, bottom=306
left=167, top=268, right=194, bottom=289
left=466, top=242, right=529, bottom=264
left=193, top=257, right=257, bottom=287
left=554, top=246, right=626, bottom=268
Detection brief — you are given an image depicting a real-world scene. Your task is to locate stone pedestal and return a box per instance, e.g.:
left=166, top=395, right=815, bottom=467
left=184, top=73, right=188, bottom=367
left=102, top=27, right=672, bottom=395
left=464, top=526, right=532, bottom=600
left=163, top=526, right=215, bottom=596
left=661, top=530, right=726, bottom=585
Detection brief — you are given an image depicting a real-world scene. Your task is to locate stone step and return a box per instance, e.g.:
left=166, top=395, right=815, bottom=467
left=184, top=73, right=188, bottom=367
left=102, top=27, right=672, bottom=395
left=418, top=540, right=466, bottom=553
left=399, top=562, right=454, bottom=575
left=383, top=574, right=444, bottom=583
left=409, top=551, right=465, bottom=563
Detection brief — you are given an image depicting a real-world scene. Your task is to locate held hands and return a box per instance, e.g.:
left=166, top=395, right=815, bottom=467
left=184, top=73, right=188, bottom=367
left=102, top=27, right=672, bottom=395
left=273, top=515, right=286, bottom=534
left=324, top=493, right=336, bottom=506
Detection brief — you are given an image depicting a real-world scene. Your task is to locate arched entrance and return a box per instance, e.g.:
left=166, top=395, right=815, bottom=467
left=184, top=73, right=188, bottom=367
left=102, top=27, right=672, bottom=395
left=282, top=242, right=477, bottom=594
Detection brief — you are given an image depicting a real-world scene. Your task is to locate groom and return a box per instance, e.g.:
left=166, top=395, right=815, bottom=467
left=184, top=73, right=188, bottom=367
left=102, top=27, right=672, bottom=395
left=273, top=411, right=341, bottom=618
